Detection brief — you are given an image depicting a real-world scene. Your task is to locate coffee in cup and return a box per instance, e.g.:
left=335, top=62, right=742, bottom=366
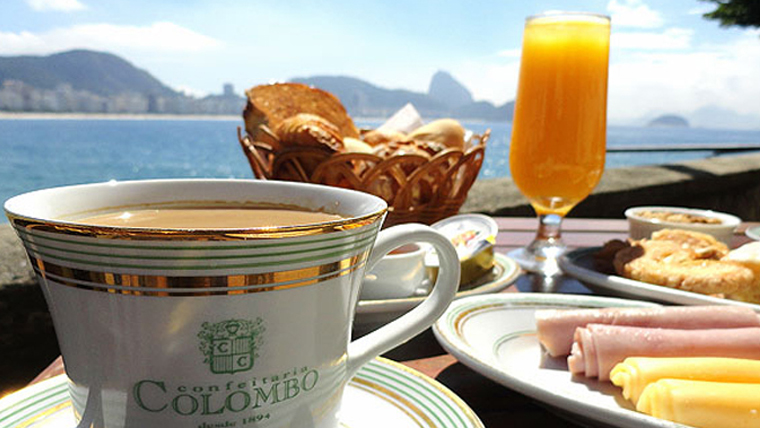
left=75, top=206, right=345, bottom=228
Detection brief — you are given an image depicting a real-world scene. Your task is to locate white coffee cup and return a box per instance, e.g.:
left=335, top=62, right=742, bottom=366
left=362, top=243, right=430, bottom=300
left=4, top=179, right=460, bottom=428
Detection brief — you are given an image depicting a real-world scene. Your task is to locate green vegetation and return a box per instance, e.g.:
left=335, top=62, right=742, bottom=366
left=701, top=0, right=760, bottom=29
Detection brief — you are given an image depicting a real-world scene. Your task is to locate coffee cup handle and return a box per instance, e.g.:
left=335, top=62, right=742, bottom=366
left=346, top=223, right=460, bottom=377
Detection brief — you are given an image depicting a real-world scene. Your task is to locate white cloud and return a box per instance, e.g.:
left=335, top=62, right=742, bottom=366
left=496, top=49, right=521, bottom=58
left=453, top=59, right=521, bottom=106
left=0, top=31, right=46, bottom=53
left=26, top=0, right=85, bottom=12
left=608, top=29, right=760, bottom=127
left=174, top=85, right=208, bottom=98
left=612, top=28, right=693, bottom=50
left=0, top=22, right=221, bottom=56
left=607, top=0, right=664, bottom=28
left=458, top=29, right=760, bottom=128
left=687, top=4, right=715, bottom=15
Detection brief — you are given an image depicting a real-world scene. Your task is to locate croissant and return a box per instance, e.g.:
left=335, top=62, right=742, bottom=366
left=274, top=113, right=344, bottom=153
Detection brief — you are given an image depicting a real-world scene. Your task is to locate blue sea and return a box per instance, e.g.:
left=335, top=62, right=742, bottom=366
left=2, top=117, right=760, bottom=221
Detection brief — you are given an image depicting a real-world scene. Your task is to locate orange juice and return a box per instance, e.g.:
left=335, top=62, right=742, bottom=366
left=510, top=13, right=610, bottom=216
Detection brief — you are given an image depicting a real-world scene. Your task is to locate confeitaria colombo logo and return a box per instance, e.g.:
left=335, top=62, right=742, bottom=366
left=131, top=318, right=321, bottom=420
left=198, top=319, right=266, bottom=374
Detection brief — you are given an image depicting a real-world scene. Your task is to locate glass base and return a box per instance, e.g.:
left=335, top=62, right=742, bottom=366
left=507, top=240, right=567, bottom=276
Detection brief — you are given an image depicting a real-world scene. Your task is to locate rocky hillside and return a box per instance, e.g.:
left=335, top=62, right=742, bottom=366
left=291, top=71, right=513, bottom=121
left=0, top=50, right=177, bottom=97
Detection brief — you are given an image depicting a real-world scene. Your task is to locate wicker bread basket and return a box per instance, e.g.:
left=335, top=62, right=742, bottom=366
left=238, top=129, right=489, bottom=227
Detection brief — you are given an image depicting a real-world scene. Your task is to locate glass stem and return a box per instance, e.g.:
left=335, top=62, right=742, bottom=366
left=522, top=213, right=567, bottom=276
left=509, top=213, right=568, bottom=275
left=526, top=213, right=566, bottom=256
left=535, top=213, right=563, bottom=244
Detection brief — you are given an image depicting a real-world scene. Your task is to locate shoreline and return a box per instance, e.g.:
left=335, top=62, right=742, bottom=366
left=1, top=112, right=759, bottom=132
left=0, top=112, right=406, bottom=124
left=0, top=112, right=244, bottom=121
left=0, top=112, right=390, bottom=124
left=0, top=112, right=677, bottom=130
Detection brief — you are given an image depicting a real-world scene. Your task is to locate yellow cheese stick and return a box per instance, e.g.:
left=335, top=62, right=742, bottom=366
left=637, top=379, right=760, bottom=428
left=610, top=357, right=760, bottom=405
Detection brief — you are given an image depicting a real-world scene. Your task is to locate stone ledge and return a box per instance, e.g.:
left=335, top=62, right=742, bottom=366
left=0, top=225, right=58, bottom=395
left=462, top=152, right=760, bottom=221
left=2, top=152, right=760, bottom=393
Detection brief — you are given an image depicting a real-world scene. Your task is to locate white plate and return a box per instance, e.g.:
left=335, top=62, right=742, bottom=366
left=559, top=247, right=760, bottom=312
left=356, top=253, right=520, bottom=325
left=0, top=358, right=482, bottom=428
left=432, top=293, right=681, bottom=428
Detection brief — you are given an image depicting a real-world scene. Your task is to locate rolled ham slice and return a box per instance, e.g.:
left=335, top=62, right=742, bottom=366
left=567, top=325, right=760, bottom=381
left=536, top=306, right=760, bottom=357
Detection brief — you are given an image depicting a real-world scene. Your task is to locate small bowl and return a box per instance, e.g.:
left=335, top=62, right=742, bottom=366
left=624, top=206, right=741, bottom=245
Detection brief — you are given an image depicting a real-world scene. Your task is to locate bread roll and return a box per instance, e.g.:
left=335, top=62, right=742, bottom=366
left=408, top=119, right=465, bottom=149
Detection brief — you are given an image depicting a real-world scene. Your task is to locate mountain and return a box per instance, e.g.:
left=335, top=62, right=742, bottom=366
left=290, top=75, right=449, bottom=117
left=0, top=49, right=511, bottom=120
left=428, top=70, right=473, bottom=109
left=688, top=105, right=760, bottom=130
left=0, top=50, right=177, bottom=97
left=291, top=74, right=512, bottom=121
left=648, top=114, right=689, bottom=128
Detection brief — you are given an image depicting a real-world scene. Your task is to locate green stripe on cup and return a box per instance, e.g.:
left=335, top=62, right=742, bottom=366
left=23, top=236, right=375, bottom=272
left=14, top=224, right=381, bottom=251
left=19, top=230, right=377, bottom=264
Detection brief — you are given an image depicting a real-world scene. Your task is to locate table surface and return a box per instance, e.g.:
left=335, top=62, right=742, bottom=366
left=18, top=217, right=760, bottom=428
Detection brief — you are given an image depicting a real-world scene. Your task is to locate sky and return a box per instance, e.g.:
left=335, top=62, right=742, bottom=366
left=1, top=0, right=759, bottom=129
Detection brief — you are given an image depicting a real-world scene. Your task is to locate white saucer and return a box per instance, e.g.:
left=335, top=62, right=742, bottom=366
left=0, top=358, right=482, bottom=428
left=356, top=253, right=520, bottom=326
left=746, top=225, right=760, bottom=241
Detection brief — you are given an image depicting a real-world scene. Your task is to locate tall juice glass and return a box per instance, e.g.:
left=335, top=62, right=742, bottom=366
left=509, top=12, right=610, bottom=274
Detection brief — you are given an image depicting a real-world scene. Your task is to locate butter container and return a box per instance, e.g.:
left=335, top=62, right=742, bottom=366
left=426, top=214, right=498, bottom=286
